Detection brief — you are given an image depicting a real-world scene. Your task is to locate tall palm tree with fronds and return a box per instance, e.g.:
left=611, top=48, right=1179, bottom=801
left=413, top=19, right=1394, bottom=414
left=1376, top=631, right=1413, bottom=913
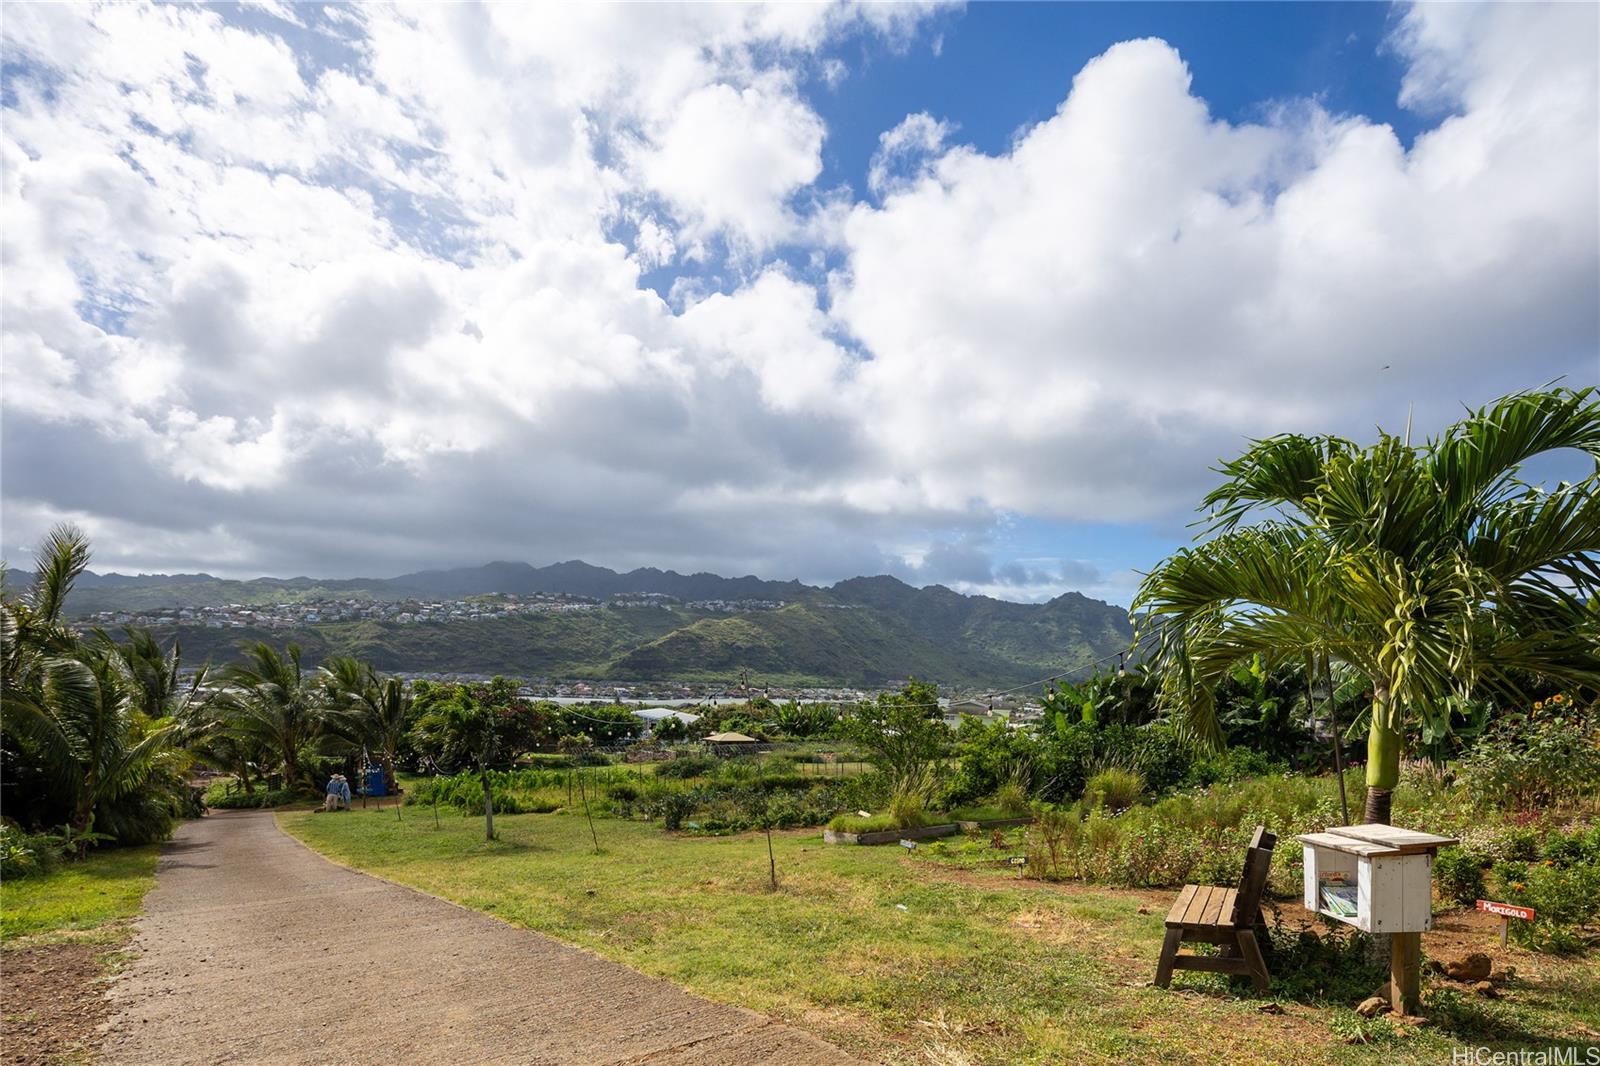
left=320, top=656, right=411, bottom=793
left=1, top=524, right=92, bottom=697
left=2, top=526, right=182, bottom=844
left=222, top=642, right=326, bottom=789
left=1134, top=388, right=1600, bottom=823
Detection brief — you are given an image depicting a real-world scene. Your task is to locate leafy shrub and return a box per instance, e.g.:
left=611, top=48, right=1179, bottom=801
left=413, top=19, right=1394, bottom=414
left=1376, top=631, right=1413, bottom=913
left=1541, top=825, right=1600, bottom=866
left=1084, top=767, right=1145, bottom=810
left=208, top=788, right=306, bottom=810
left=1126, top=722, right=1194, bottom=793
left=827, top=812, right=899, bottom=834
left=946, top=804, right=1028, bottom=824
left=0, top=824, right=65, bottom=879
left=655, top=755, right=717, bottom=779
left=750, top=772, right=810, bottom=792
left=1183, top=746, right=1285, bottom=788
left=647, top=788, right=700, bottom=831
left=836, top=770, right=892, bottom=814
left=1491, top=858, right=1600, bottom=953
left=1492, top=825, right=1543, bottom=863
left=1433, top=847, right=1486, bottom=906
left=949, top=717, right=1040, bottom=805
left=1461, top=700, right=1600, bottom=812
left=1266, top=923, right=1388, bottom=1005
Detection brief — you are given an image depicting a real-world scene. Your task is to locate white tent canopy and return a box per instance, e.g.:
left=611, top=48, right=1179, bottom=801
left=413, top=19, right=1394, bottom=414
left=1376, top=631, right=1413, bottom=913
left=632, top=707, right=701, bottom=726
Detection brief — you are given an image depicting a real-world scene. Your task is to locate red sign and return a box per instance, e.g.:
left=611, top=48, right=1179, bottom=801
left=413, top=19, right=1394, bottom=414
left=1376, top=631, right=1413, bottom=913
left=1477, top=899, right=1535, bottom=921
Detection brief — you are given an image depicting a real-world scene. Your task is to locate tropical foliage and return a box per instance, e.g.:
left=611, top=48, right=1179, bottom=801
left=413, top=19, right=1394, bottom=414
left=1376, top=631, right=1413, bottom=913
left=1133, top=387, right=1600, bottom=822
left=1, top=527, right=194, bottom=851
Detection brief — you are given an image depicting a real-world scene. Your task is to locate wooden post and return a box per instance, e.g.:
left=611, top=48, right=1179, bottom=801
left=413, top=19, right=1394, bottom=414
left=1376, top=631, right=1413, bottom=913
left=577, top=770, right=600, bottom=854
left=1389, top=931, right=1421, bottom=1014
left=765, top=821, right=777, bottom=892
left=1499, top=916, right=1509, bottom=947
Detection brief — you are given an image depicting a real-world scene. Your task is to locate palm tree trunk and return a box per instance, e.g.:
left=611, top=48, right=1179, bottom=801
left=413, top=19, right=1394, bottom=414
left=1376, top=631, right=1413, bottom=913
left=70, top=786, right=97, bottom=854
left=480, top=769, right=495, bottom=841
left=382, top=746, right=397, bottom=796
left=1364, top=692, right=1400, bottom=825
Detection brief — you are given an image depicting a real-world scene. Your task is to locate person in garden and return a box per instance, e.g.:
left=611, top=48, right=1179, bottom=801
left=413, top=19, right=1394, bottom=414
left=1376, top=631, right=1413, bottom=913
left=323, top=773, right=351, bottom=812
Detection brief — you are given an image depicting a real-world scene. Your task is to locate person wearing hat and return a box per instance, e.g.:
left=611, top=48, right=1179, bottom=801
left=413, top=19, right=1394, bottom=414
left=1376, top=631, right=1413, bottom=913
left=323, top=773, right=352, bottom=812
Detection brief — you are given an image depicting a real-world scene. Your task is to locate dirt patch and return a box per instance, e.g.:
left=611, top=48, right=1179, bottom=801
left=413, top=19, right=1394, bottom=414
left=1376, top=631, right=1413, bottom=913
left=100, top=810, right=857, bottom=1065
left=1, top=940, right=117, bottom=1066
left=909, top=859, right=1174, bottom=910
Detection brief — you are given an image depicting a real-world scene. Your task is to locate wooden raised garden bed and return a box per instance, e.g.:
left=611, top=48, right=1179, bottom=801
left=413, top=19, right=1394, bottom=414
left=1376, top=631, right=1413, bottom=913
left=825, top=815, right=1032, bottom=845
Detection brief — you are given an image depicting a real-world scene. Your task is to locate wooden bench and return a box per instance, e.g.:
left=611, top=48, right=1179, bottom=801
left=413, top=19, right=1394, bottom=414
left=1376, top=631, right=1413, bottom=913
left=1154, top=826, right=1276, bottom=992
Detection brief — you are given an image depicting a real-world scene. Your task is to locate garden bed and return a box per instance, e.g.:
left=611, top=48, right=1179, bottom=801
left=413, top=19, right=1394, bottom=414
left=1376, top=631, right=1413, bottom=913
left=824, top=822, right=961, bottom=845
left=824, top=815, right=1031, bottom=845
left=957, top=816, right=1032, bottom=831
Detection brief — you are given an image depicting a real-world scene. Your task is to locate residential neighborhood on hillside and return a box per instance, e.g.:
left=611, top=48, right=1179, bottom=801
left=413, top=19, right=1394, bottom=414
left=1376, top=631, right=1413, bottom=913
left=78, top=592, right=791, bottom=631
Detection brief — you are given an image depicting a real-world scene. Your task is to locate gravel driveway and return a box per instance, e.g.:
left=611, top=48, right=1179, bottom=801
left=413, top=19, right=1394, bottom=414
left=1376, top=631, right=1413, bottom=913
left=102, top=810, right=858, bottom=1065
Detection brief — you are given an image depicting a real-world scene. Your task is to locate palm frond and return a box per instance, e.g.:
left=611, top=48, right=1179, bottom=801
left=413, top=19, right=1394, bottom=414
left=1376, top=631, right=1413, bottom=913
left=29, top=524, right=92, bottom=624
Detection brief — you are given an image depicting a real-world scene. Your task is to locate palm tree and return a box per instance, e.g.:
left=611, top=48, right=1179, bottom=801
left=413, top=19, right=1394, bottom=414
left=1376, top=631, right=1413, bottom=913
left=222, top=642, right=326, bottom=790
left=1134, top=388, right=1600, bottom=823
left=1, top=524, right=92, bottom=696
left=2, top=526, right=194, bottom=845
left=98, top=627, right=211, bottom=724
left=320, top=656, right=410, bottom=793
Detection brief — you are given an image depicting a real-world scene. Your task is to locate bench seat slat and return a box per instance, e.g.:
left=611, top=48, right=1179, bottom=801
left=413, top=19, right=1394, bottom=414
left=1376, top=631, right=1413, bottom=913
left=1183, top=885, right=1214, bottom=925
left=1165, top=884, right=1199, bottom=926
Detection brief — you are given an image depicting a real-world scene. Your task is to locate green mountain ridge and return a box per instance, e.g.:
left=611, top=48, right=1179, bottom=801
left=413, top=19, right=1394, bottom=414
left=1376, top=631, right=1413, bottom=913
left=8, top=561, right=1136, bottom=687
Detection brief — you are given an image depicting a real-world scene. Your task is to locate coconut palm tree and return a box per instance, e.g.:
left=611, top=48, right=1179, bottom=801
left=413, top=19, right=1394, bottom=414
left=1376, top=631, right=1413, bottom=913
left=4, top=643, right=181, bottom=844
left=2, top=526, right=204, bottom=846
left=98, top=626, right=211, bottom=724
left=1, top=524, right=92, bottom=698
left=320, top=656, right=410, bottom=793
left=1134, top=387, right=1600, bottom=823
left=222, top=642, right=326, bottom=790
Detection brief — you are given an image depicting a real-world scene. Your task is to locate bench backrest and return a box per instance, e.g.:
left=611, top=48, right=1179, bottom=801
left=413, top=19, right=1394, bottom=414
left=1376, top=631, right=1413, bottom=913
left=1230, top=825, right=1276, bottom=928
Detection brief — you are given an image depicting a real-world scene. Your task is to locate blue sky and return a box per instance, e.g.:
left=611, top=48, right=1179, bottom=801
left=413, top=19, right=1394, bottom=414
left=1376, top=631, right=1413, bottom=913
left=817, top=3, right=1426, bottom=180
left=2, top=2, right=1596, bottom=606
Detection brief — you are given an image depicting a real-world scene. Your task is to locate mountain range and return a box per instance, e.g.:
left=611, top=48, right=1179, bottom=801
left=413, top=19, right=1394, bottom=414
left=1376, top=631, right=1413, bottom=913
left=8, top=561, right=1136, bottom=689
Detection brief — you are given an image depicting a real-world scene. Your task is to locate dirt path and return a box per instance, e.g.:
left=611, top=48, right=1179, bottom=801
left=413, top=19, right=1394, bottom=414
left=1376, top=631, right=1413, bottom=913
left=101, top=810, right=858, bottom=1065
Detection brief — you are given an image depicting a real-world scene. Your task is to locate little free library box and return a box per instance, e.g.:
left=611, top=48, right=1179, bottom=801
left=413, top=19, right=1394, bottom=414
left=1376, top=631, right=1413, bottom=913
left=1298, top=824, right=1459, bottom=934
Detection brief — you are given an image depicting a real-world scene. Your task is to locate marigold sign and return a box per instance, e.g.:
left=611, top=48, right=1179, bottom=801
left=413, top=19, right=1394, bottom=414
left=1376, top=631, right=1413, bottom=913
left=1476, top=899, right=1535, bottom=921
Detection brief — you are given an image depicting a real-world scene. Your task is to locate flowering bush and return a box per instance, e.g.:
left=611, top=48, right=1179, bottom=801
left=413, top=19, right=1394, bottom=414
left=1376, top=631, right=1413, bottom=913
left=1491, top=857, right=1600, bottom=954
left=1461, top=698, right=1600, bottom=812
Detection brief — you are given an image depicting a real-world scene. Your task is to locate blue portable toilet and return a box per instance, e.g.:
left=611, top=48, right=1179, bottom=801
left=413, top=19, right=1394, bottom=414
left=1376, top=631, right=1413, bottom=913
left=364, top=766, right=387, bottom=797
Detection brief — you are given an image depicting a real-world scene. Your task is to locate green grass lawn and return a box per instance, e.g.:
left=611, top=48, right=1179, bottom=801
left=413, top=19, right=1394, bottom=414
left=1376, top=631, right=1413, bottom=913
left=0, top=845, right=162, bottom=942
left=282, top=808, right=1600, bottom=1065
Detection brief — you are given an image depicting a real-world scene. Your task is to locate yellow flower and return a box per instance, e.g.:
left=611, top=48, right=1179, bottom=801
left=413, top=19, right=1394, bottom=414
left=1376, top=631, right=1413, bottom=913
left=1512, top=882, right=1525, bottom=891
left=1534, top=700, right=1544, bottom=710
